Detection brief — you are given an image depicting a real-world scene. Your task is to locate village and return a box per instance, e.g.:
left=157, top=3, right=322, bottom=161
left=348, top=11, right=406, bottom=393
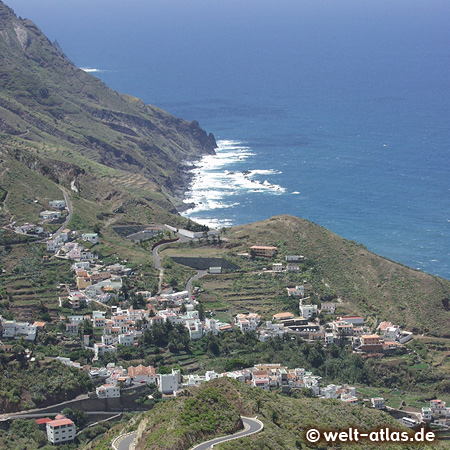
left=0, top=200, right=445, bottom=446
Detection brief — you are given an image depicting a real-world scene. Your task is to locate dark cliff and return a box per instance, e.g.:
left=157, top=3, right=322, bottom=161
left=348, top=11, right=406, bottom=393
left=0, top=0, right=216, bottom=222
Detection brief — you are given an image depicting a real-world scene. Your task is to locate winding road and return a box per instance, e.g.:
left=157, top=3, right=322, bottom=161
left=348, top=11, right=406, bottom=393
left=112, top=417, right=263, bottom=450
left=53, top=186, right=73, bottom=238
left=191, top=417, right=264, bottom=450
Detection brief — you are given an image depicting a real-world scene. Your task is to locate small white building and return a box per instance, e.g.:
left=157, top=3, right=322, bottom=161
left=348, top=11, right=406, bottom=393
left=338, top=316, right=364, bottom=326
left=371, top=397, right=385, bottom=409
left=186, top=319, right=203, bottom=340
left=82, top=233, right=99, bottom=244
left=65, top=323, right=79, bottom=335
left=235, top=313, right=261, bottom=332
left=299, top=304, right=318, bottom=319
left=59, top=229, right=72, bottom=242
left=272, top=263, right=283, bottom=272
left=422, top=407, right=432, bottom=422
left=49, top=200, right=66, bottom=209
left=118, top=333, right=135, bottom=346
left=286, top=263, right=300, bottom=272
left=159, top=369, right=181, bottom=395
left=40, top=210, right=61, bottom=220
left=287, top=285, right=304, bottom=297
left=96, top=384, right=121, bottom=398
left=285, top=255, right=305, bottom=262
left=46, top=418, right=76, bottom=444
left=209, top=267, right=222, bottom=274
left=321, top=302, right=336, bottom=314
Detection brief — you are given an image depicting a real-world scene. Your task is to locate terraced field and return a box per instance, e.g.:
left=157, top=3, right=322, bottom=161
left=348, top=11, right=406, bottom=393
left=0, top=245, right=72, bottom=320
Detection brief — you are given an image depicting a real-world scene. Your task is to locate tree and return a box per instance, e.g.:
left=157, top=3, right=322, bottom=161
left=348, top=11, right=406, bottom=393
left=196, top=302, right=205, bottom=321
left=179, top=303, right=187, bottom=314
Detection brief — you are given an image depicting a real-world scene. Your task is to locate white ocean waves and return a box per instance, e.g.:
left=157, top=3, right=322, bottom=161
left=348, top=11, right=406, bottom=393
left=181, top=140, right=287, bottom=226
left=80, top=68, right=105, bottom=73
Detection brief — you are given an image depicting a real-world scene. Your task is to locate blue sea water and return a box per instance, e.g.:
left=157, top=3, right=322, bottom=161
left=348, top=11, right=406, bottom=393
left=7, top=0, right=450, bottom=279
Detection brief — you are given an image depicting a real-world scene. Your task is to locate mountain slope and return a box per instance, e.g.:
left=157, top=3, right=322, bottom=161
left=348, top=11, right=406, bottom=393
left=229, top=215, right=450, bottom=337
left=0, top=1, right=216, bottom=224
left=85, top=378, right=444, bottom=450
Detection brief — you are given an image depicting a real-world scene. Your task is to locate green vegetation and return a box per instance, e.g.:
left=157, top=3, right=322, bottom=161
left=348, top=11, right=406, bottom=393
left=0, top=358, right=93, bottom=412
left=85, top=377, right=446, bottom=450
left=226, top=216, right=450, bottom=336
left=0, top=2, right=216, bottom=236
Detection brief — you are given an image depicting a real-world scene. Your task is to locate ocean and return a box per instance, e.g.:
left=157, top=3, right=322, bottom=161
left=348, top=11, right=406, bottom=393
left=7, top=0, right=450, bottom=279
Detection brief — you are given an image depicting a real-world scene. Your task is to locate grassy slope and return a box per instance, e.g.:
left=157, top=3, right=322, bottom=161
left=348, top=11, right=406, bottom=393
left=225, top=215, right=450, bottom=337
left=0, top=1, right=216, bottom=227
left=85, top=378, right=445, bottom=450
left=0, top=358, right=93, bottom=412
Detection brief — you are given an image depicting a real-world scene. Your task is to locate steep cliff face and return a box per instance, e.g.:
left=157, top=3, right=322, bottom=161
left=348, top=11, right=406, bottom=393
left=0, top=1, right=216, bottom=222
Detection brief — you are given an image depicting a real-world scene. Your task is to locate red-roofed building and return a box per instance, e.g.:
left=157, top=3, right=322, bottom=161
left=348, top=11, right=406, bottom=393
left=36, top=417, right=52, bottom=428
left=46, top=418, right=76, bottom=444
left=127, top=364, right=157, bottom=384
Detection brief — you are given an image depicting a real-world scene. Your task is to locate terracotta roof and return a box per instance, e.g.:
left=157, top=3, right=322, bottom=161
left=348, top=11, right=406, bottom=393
left=128, top=364, right=156, bottom=378
left=48, top=418, right=74, bottom=427
left=273, top=312, right=295, bottom=319
left=36, top=418, right=52, bottom=425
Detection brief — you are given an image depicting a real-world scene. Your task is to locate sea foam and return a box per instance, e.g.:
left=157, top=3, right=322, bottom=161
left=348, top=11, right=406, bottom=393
left=182, top=140, right=287, bottom=227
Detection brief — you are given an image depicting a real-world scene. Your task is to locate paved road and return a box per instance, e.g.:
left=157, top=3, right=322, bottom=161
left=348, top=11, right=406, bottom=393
left=191, top=417, right=264, bottom=450
left=186, top=270, right=207, bottom=297
left=152, top=234, right=193, bottom=293
left=53, top=186, right=73, bottom=238
left=116, top=432, right=136, bottom=450
left=152, top=240, right=168, bottom=294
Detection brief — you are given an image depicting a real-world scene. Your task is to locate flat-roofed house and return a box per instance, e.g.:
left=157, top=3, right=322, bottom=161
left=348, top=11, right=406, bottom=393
left=250, top=245, right=278, bottom=258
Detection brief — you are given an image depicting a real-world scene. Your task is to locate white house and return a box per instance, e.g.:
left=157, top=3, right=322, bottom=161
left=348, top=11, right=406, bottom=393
left=338, top=316, right=364, bottom=326
left=159, top=369, right=182, bottom=395
left=118, top=333, right=135, bottom=346
left=187, top=320, right=203, bottom=340
left=422, top=407, right=432, bottom=422
left=287, top=285, right=304, bottom=297
left=94, top=343, right=116, bottom=359
left=371, top=397, right=385, bottom=409
left=299, top=304, right=318, bottom=319
left=96, top=384, right=120, bottom=398
left=1, top=321, right=37, bottom=341
left=258, top=321, right=285, bottom=342
left=286, top=264, right=300, bottom=272
left=235, top=313, right=260, bottom=332
left=430, top=399, right=447, bottom=415
left=204, top=318, right=219, bottom=336
left=46, top=418, right=76, bottom=444
left=59, top=229, right=72, bottom=242
left=285, top=255, right=305, bottom=262
left=49, top=200, right=66, bottom=209
left=272, top=263, right=283, bottom=272
left=82, top=233, right=99, bottom=244
left=384, top=326, right=401, bottom=341
left=65, top=323, right=79, bottom=335
left=321, top=302, right=336, bottom=314
left=40, top=210, right=61, bottom=220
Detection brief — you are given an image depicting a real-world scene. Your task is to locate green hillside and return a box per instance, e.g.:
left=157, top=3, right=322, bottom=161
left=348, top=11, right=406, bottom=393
left=85, top=377, right=445, bottom=450
left=224, top=215, right=450, bottom=337
left=0, top=0, right=216, bottom=227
